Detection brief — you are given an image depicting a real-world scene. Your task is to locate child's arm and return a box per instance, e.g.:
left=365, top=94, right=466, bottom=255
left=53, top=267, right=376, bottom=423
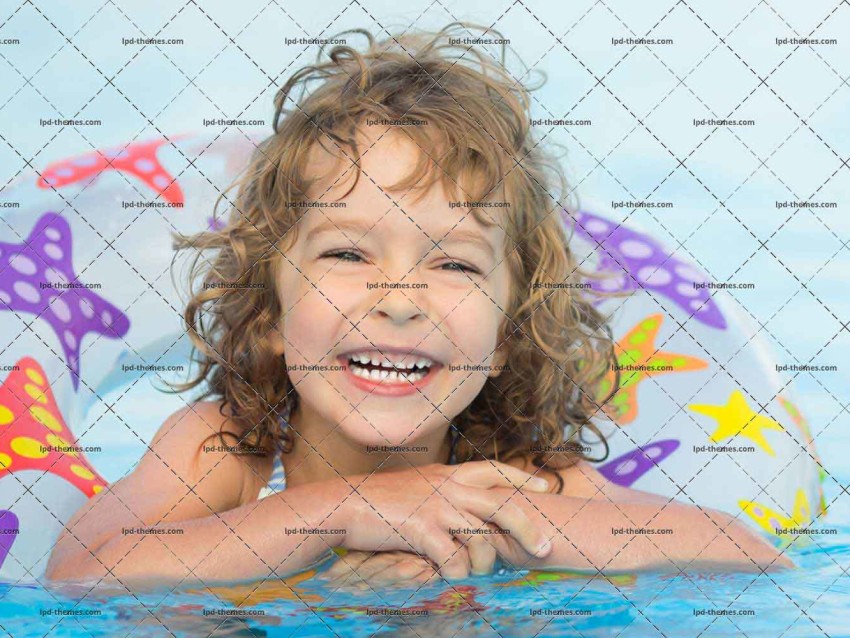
left=46, top=403, right=552, bottom=585
left=46, top=403, right=350, bottom=585
left=485, top=487, right=793, bottom=573
left=318, top=489, right=789, bottom=587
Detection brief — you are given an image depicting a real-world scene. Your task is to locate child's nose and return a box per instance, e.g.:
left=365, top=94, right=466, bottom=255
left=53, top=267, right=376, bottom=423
left=370, top=289, right=429, bottom=325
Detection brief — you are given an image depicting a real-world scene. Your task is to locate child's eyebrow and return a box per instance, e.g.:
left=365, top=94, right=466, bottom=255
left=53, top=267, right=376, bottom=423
left=437, top=229, right=496, bottom=258
left=306, top=219, right=373, bottom=242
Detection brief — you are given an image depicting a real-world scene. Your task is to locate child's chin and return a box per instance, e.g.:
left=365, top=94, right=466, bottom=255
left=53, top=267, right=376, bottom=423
left=338, top=419, right=437, bottom=452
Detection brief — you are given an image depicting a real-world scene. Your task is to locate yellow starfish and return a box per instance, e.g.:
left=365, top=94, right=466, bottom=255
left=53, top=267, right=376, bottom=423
left=740, top=488, right=811, bottom=547
left=689, top=390, right=785, bottom=455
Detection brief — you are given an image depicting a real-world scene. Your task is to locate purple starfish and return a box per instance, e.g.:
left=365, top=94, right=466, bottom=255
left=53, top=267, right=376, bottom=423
left=566, top=210, right=727, bottom=330
left=598, top=439, right=680, bottom=487
left=0, top=213, right=130, bottom=389
left=0, top=509, right=17, bottom=571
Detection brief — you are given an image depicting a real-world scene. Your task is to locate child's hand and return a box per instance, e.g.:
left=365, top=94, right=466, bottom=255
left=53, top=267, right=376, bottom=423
left=337, top=461, right=551, bottom=579
left=319, top=550, right=439, bottom=590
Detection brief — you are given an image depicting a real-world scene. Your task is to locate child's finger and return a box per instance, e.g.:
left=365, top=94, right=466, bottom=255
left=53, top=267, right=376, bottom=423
left=421, top=569, right=442, bottom=586
left=368, top=555, right=433, bottom=586
left=449, top=461, right=549, bottom=492
left=323, top=556, right=393, bottom=589
left=458, top=489, right=551, bottom=558
left=349, top=552, right=406, bottom=581
left=320, top=549, right=373, bottom=579
left=441, top=510, right=497, bottom=575
left=417, top=531, right=470, bottom=580
left=455, top=531, right=497, bottom=575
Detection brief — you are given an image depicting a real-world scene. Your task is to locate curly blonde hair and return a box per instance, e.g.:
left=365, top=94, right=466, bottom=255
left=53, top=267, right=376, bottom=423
left=170, top=22, right=616, bottom=490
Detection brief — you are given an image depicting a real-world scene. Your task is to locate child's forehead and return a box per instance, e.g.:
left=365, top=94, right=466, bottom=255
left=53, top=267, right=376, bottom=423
left=305, top=128, right=434, bottom=197
left=302, top=129, right=507, bottom=238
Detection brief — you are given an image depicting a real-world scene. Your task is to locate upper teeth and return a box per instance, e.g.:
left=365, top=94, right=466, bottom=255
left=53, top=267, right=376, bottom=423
left=347, top=351, right=433, bottom=370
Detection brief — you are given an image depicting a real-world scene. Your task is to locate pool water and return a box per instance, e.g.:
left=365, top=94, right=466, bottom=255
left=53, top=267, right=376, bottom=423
left=2, top=517, right=849, bottom=638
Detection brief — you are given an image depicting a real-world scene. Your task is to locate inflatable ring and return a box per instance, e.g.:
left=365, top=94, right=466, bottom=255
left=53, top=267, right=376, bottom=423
left=0, top=133, right=825, bottom=582
left=569, top=209, right=825, bottom=544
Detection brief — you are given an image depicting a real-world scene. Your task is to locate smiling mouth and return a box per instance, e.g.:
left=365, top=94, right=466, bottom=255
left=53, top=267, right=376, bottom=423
left=339, top=351, right=436, bottom=384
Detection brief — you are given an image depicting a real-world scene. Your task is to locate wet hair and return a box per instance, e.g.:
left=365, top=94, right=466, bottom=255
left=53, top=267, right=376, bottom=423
left=170, top=22, right=617, bottom=492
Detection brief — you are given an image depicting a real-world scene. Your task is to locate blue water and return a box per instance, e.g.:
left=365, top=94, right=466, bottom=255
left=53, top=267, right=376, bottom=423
left=2, top=535, right=850, bottom=637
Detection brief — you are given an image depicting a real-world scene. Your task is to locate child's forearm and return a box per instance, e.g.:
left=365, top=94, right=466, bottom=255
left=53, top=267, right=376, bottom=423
left=486, top=489, right=791, bottom=573
left=48, top=479, right=352, bottom=586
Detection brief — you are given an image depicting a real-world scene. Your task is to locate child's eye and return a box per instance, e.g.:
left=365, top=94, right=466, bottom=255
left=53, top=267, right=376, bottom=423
left=322, top=250, right=364, bottom=263
left=441, top=261, right=481, bottom=275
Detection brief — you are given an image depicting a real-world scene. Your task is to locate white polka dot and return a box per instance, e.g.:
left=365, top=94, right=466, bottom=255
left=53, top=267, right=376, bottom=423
left=44, top=227, right=61, bottom=241
left=637, top=266, right=671, bottom=286
left=643, top=445, right=662, bottom=459
left=675, top=263, right=706, bottom=284
left=0, top=290, right=10, bottom=305
left=689, top=299, right=708, bottom=313
left=73, top=155, right=98, bottom=167
left=44, top=267, right=68, bottom=285
left=44, top=243, right=63, bottom=260
left=69, top=355, right=78, bottom=371
left=64, top=330, right=77, bottom=350
left=80, top=298, right=95, bottom=319
left=599, top=276, right=624, bottom=291
left=152, top=175, right=170, bottom=189
left=50, top=297, right=71, bottom=322
left=9, top=254, right=36, bottom=275
left=135, top=158, right=155, bottom=173
left=676, top=282, right=699, bottom=298
left=583, top=218, right=609, bottom=234
left=103, top=148, right=127, bottom=161
left=615, top=459, right=638, bottom=476
left=55, top=167, right=74, bottom=178
left=101, top=310, right=113, bottom=327
left=14, top=281, right=40, bottom=303
left=619, top=239, right=652, bottom=259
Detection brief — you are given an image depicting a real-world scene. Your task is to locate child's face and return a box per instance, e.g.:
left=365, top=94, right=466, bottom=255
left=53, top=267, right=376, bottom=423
left=271, top=130, right=511, bottom=448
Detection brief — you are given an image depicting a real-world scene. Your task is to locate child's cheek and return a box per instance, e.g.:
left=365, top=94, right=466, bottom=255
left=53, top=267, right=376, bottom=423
left=450, top=293, right=503, bottom=362
left=282, top=288, right=341, bottom=362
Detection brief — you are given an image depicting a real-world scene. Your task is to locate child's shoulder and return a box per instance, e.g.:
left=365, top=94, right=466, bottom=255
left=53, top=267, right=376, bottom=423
left=148, top=400, right=274, bottom=507
left=152, top=400, right=242, bottom=455
left=155, top=399, right=236, bottom=438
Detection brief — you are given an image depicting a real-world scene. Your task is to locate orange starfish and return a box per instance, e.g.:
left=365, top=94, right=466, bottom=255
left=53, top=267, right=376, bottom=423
left=199, top=568, right=324, bottom=606
left=599, top=314, right=708, bottom=424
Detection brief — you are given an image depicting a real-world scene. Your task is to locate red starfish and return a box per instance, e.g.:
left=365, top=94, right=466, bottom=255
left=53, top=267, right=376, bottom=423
left=0, top=357, right=106, bottom=496
left=38, top=137, right=185, bottom=204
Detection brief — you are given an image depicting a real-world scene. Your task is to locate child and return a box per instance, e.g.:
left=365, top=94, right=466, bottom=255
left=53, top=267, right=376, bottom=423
left=46, top=24, right=788, bottom=587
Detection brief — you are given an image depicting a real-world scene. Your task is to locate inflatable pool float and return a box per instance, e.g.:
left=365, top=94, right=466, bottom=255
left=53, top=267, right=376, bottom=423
left=0, top=132, right=825, bottom=583
left=566, top=210, right=826, bottom=548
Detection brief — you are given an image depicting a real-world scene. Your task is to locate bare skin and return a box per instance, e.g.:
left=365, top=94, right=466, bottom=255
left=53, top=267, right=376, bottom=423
left=46, top=402, right=790, bottom=589
left=320, top=459, right=792, bottom=590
